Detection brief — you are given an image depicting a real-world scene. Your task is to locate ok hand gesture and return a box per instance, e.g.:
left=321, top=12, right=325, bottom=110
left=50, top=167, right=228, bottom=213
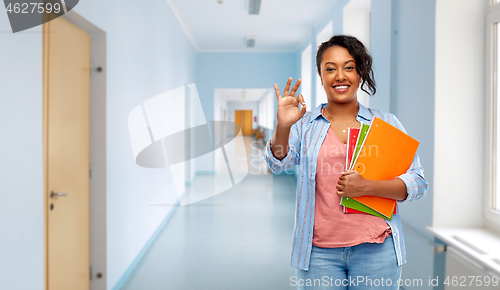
left=275, top=77, right=307, bottom=129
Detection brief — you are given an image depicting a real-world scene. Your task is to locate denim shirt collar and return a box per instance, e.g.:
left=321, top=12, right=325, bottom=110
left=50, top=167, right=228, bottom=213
left=309, top=102, right=373, bottom=123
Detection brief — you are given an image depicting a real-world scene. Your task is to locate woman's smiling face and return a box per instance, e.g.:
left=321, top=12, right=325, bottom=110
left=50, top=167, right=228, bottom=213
left=319, top=45, right=360, bottom=105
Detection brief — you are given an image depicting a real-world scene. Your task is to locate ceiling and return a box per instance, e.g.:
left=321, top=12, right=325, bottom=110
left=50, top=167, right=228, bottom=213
left=216, top=88, right=272, bottom=102
left=344, top=0, right=370, bottom=10
left=166, top=0, right=339, bottom=52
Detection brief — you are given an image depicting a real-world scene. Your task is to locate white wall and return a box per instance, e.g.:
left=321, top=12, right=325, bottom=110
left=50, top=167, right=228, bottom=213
left=434, top=0, right=486, bottom=227
left=0, top=0, right=197, bottom=289
left=259, top=90, right=275, bottom=130
left=213, top=91, right=228, bottom=124
left=213, top=90, right=229, bottom=144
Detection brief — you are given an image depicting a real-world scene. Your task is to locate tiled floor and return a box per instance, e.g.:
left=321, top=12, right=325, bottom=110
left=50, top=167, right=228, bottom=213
left=121, top=137, right=298, bottom=290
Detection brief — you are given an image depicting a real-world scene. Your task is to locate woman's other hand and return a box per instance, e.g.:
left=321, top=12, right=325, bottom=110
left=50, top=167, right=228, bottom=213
left=275, top=77, right=307, bottom=129
left=336, top=170, right=369, bottom=197
left=336, top=170, right=409, bottom=200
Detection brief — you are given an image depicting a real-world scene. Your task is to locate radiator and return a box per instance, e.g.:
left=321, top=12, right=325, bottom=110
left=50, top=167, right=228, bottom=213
left=445, top=247, right=499, bottom=289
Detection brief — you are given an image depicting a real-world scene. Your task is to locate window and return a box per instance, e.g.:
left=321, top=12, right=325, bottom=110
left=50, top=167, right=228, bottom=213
left=315, top=21, right=333, bottom=108
left=301, top=44, right=312, bottom=108
left=485, top=1, right=500, bottom=228
left=343, top=0, right=371, bottom=108
left=493, top=21, right=500, bottom=212
left=259, top=89, right=274, bottom=130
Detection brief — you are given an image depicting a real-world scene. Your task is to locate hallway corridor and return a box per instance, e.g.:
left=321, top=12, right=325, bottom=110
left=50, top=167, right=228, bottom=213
left=122, top=138, right=297, bottom=290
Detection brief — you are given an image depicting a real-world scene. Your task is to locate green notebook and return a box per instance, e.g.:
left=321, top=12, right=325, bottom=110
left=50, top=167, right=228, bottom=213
left=340, top=197, right=393, bottom=220
left=349, top=122, right=370, bottom=170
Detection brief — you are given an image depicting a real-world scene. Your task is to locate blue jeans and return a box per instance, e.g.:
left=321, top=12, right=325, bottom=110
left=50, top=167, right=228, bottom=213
left=294, top=235, right=401, bottom=289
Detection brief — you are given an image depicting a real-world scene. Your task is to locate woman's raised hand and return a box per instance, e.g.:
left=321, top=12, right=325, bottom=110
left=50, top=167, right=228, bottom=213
left=274, top=77, right=307, bottom=129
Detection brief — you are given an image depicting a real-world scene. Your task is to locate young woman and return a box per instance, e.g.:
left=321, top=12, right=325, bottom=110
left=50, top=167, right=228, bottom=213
left=265, top=35, right=428, bottom=289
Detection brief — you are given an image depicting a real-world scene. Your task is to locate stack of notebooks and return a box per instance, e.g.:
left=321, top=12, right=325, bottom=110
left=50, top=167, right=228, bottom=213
left=340, top=116, right=419, bottom=220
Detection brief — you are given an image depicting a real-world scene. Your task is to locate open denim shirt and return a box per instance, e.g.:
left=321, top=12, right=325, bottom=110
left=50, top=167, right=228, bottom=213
left=264, top=102, right=428, bottom=271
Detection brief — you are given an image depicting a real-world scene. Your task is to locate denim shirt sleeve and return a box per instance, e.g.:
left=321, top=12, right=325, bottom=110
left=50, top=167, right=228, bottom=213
left=264, top=113, right=307, bottom=173
left=390, top=114, right=428, bottom=203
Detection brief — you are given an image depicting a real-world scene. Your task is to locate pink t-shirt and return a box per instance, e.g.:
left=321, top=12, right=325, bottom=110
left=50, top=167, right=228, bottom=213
left=312, top=126, right=391, bottom=248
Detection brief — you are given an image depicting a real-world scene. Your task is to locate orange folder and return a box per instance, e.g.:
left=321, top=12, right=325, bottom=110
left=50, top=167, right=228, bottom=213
left=350, top=116, right=420, bottom=218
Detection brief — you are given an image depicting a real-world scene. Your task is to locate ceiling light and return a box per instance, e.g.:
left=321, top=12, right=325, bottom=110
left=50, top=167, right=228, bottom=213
left=248, top=0, right=261, bottom=15
left=245, top=36, right=256, bottom=48
left=241, top=89, right=247, bottom=103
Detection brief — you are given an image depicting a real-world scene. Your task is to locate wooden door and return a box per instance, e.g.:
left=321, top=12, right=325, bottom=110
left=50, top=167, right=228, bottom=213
left=234, top=110, right=253, bottom=136
left=43, top=17, right=91, bottom=290
left=243, top=110, right=252, bottom=135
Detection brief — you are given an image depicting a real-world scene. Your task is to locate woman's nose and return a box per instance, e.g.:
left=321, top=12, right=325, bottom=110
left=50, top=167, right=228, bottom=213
left=336, top=69, right=346, bottom=82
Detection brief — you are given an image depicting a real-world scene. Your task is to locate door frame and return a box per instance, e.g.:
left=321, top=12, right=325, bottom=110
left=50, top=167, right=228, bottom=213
left=42, top=11, right=107, bottom=290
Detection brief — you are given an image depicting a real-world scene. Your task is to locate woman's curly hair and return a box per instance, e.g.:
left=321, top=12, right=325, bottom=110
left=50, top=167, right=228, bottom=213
left=316, top=35, right=376, bottom=95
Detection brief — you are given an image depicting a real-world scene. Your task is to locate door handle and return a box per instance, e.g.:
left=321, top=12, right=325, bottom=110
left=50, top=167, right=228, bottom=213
left=50, top=191, right=68, bottom=198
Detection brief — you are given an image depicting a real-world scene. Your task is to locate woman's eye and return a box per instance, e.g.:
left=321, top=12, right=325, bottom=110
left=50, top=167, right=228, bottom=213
left=326, top=68, right=335, bottom=72
left=345, top=66, right=354, bottom=70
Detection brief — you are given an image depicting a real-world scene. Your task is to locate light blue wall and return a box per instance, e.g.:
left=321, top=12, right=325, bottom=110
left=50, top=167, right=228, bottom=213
left=393, top=0, right=436, bottom=230
left=0, top=23, right=44, bottom=290
left=370, top=0, right=393, bottom=112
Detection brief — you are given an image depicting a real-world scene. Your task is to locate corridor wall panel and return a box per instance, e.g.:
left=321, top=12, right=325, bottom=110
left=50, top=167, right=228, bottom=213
left=392, top=1, right=436, bottom=289
left=0, top=21, right=44, bottom=290
left=370, top=0, right=393, bottom=113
